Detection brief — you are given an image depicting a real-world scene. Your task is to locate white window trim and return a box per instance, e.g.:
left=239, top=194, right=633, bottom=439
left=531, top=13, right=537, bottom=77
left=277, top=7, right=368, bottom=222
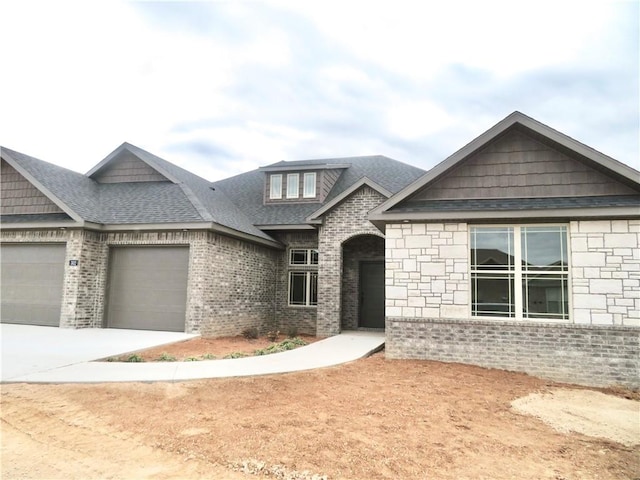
left=286, top=173, right=299, bottom=199
left=303, top=172, right=316, bottom=198
left=289, top=248, right=318, bottom=265
left=269, top=174, right=282, bottom=199
left=288, top=271, right=318, bottom=307
left=469, top=224, right=572, bottom=322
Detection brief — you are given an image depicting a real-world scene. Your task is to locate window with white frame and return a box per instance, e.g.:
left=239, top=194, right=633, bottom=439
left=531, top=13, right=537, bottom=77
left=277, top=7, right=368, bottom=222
left=470, top=225, right=569, bottom=320
left=288, top=248, right=318, bottom=306
left=303, top=172, right=316, bottom=198
left=269, top=174, right=282, bottom=199
left=286, top=173, right=299, bottom=198
left=290, top=248, right=318, bottom=265
left=289, top=271, right=318, bottom=306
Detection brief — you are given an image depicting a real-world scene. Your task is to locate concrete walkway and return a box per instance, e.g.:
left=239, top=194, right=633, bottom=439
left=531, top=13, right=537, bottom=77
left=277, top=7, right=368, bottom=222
left=2, top=327, right=384, bottom=384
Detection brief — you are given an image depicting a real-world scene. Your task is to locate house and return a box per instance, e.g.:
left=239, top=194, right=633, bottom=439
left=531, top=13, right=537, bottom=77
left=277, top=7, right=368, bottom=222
left=369, top=111, right=639, bottom=388
left=1, top=111, right=638, bottom=387
left=0, top=142, right=424, bottom=338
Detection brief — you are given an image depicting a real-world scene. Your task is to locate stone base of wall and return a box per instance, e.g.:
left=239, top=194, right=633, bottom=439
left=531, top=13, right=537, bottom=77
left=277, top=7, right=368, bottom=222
left=386, top=317, right=640, bottom=389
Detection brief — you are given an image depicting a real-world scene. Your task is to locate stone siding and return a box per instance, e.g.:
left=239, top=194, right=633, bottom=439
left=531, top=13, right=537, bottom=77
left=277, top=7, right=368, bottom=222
left=385, top=220, right=640, bottom=388
left=386, top=318, right=639, bottom=388
left=317, top=186, right=387, bottom=336
left=385, top=222, right=469, bottom=320
left=570, top=220, right=640, bottom=326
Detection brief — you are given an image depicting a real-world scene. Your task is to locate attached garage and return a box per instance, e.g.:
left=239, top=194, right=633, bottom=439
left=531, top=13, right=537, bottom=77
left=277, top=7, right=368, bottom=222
left=0, top=243, right=66, bottom=326
left=105, top=246, right=189, bottom=332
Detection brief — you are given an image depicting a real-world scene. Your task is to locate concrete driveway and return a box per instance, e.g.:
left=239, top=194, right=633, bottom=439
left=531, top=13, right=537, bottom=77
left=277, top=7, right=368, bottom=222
left=0, top=324, right=197, bottom=382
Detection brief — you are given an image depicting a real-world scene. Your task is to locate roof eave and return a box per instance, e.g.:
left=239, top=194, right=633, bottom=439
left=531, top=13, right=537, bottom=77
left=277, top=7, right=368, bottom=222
left=259, top=163, right=351, bottom=173
left=256, top=224, right=317, bottom=231
left=369, top=205, right=640, bottom=223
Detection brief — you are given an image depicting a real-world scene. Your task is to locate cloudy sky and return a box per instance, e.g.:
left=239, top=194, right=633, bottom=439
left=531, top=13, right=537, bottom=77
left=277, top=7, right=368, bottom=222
left=2, top=0, right=638, bottom=181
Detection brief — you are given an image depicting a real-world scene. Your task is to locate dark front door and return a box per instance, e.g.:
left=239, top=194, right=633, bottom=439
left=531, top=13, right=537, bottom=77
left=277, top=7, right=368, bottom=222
left=359, top=261, right=385, bottom=329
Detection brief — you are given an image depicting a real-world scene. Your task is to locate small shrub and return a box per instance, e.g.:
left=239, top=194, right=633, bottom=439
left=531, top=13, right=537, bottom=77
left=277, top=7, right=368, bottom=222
left=201, top=353, right=216, bottom=360
left=241, top=327, right=259, bottom=340
left=184, top=356, right=201, bottom=362
left=266, top=330, right=280, bottom=342
left=126, top=354, right=144, bottom=363
left=224, top=352, right=248, bottom=359
left=286, top=326, right=299, bottom=338
left=157, top=352, right=177, bottom=362
left=253, top=337, right=308, bottom=357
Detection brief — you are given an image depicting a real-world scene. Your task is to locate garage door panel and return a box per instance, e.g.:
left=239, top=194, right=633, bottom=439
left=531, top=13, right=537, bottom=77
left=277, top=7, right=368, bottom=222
left=106, top=247, right=189, bottom=332
left=1, top=244, right=66, bottom=326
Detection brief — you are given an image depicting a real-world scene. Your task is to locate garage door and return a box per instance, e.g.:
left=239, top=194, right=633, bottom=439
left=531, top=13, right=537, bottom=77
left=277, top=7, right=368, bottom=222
left=105, top=247, right=189, bottom=332
left=0, top=243, right=66, bottom=326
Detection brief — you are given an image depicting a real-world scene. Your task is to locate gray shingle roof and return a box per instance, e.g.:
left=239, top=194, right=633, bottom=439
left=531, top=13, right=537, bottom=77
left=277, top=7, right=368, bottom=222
left=1, top=145, right=274, bottom=241
left=390, top=195, right=640, bottom=213
left=2, top=146, right=425, bottom=236
left=214, top=155, right=426, bottom=226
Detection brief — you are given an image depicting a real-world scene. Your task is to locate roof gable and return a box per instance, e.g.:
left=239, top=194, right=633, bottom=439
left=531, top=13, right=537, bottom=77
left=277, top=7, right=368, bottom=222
left=1, top=147, right=88, bottom=222
left=371, top=112, right=640, bottom=219
left=410, top=128, right=638, bottom=200
left=1, top=159, right=65, bottom=215
left=87, top=143, right=177, bottom=183
left=90, top=149, right=171, bottom=184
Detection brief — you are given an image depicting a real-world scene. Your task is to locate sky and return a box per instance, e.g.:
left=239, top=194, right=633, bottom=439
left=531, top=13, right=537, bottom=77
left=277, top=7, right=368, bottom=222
left=1, top=0, right=638, bottom=181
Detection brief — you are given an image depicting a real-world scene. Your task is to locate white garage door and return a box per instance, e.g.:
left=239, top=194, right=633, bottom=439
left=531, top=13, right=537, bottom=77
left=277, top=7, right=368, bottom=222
left=0, top=243, right=66, bottom=326
left=105, top=247, right=189, bottom=332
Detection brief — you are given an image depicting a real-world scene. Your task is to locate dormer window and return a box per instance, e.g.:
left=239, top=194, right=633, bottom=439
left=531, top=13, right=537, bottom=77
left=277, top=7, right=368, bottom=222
left=286, top=173, right=299, bottom=198
left=269, top=174, right=282, bottom=199
left=303, top=172, right=316, bottom=198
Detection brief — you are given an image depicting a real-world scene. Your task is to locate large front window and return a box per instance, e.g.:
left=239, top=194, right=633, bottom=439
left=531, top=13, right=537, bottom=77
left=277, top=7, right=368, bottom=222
left=470, top=225, right=569, bottom=320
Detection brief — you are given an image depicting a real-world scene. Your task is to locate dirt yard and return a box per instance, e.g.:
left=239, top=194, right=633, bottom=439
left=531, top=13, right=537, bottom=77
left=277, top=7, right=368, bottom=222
left=2, top=349, right=639, bottom=480
left=106, top=334, right=320, bottom=362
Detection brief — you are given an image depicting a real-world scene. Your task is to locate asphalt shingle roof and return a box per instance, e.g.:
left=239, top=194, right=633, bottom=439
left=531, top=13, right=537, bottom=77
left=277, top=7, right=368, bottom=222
left=1, top=145, right=275, bottom=241
left=214, top=155, right=426, bottom=225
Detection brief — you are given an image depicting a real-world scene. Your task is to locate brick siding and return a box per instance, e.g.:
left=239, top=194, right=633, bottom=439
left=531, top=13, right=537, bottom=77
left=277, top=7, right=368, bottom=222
left=317, top=186, right=387, bottom=336
left=1, top=228, right=278, bottom=335
left=386, top=317, right=639, bottom=388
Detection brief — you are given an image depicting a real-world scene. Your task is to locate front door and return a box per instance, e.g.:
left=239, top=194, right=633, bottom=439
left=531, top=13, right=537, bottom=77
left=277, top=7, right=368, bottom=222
left=359, top=261, right=385, bottom=328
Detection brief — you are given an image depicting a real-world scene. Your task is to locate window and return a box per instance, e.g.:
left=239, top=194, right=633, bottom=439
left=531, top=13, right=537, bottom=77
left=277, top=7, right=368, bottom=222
left=470, top=225, right=569, bottom=320
left=289, top=272, right=318, bottom=306
left=286, top=173, right=299, bottom=198
left=303, top=172, right=316, bottom=198
left=290, top=248, right=318, bottom=265
left=269, top=174, right=282, bottom=199
left=288, top=248, right=318, bottom=306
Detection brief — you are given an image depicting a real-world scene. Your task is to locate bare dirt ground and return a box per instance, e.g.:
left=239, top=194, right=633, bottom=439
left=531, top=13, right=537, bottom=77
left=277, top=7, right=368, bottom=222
left=108, top=334, right=320, bottom=361
left=2, top=350, right=639, bottom=480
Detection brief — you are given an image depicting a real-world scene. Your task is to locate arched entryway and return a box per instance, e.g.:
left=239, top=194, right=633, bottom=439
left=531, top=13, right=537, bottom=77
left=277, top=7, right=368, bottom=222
left=341, top=234, right=385, bottom=330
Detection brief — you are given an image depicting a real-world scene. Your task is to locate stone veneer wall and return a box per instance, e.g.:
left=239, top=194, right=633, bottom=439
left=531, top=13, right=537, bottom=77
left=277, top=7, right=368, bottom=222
left=317, top=186, right=387, bottom=336
left=1, top=228, right=279, bottom=335
left=270, top=231, right=319, bottom=335
left=570, top=220, right=639, bottom=326
left=385, top=220, right=640, bottom=388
